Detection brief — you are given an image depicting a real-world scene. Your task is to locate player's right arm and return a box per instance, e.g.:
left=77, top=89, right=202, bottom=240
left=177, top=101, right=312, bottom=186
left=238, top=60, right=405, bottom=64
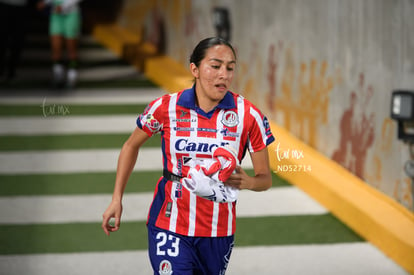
left=101, top=127, right=150, bottom=236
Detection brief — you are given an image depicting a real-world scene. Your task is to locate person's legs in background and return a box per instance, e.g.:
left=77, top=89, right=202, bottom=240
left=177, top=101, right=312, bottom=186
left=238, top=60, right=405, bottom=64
left=64, top=11, right=81, bottom=89
left=49, top=12, right=66, bottom=88
left=65, top=38, right=78, bottom=88
left=50, top=34, right=65, bottom=87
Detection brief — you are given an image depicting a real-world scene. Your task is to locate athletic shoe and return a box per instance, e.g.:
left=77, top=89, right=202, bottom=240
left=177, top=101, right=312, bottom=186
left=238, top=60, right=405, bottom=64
left=66, top=68, right=78, bottom=89
left=52, top=63, right=65, bottom=88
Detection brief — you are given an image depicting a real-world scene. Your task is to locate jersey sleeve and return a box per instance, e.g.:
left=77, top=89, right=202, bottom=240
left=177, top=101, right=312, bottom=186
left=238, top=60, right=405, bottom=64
left=247, top=105, right=275, bottom=152
left=136, top=96, right=165, bottom=137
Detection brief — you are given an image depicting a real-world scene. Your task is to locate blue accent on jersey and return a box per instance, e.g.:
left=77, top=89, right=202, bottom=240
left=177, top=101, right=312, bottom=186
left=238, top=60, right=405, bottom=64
left=177, top=85, right=236, bottom=118
left=267, top=135, right=276, bottom=145
left=147, top=177, right=168, bottom=226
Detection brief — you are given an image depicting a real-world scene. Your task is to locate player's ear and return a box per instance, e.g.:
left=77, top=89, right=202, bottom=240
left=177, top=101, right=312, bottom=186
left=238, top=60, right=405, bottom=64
left=190, top=63, right=199, bottom=79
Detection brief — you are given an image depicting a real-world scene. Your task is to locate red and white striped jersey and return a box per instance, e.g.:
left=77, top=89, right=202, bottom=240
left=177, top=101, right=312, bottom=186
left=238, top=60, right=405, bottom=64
left=137, top=86, right=274, bottom=237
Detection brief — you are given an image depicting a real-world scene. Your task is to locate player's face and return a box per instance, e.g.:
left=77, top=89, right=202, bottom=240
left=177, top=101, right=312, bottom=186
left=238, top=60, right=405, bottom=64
left=191, top=45, right=236, bottom=105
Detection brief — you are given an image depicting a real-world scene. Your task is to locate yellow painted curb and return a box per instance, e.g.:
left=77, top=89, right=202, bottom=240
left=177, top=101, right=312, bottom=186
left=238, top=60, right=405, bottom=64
left=145, top=56, right=193, bottom=93
left=92, top=24, right=141, bottom=59
left=268, top=122, right=414, bottom=274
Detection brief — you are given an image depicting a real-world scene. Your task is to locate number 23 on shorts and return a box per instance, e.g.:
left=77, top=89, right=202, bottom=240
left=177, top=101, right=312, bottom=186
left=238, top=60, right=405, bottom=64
left=156, top=232, right=180, bottom=257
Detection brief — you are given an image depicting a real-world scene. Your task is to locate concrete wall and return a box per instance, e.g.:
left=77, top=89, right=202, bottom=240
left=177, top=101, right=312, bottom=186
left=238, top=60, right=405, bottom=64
left=117, top=0, right=414, bottom=210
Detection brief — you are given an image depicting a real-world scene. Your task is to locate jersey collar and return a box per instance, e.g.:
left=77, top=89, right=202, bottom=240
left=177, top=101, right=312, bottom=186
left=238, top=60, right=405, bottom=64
left=177, top=84, right=236, bottom=118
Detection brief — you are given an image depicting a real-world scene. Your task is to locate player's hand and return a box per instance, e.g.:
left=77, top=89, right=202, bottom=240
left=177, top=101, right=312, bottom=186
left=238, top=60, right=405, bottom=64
left=102, top=201, right=123, bottom=236
left=224, top=166, right=252, bottom=190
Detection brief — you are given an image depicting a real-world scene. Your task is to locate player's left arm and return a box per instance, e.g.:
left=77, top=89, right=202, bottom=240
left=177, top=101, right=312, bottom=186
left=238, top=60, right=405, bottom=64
left=225, top=147, right=272, bottom=191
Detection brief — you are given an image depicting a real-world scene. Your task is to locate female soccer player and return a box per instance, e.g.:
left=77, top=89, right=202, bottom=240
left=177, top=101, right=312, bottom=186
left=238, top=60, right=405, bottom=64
left=102, top=37, right=275, bottom=274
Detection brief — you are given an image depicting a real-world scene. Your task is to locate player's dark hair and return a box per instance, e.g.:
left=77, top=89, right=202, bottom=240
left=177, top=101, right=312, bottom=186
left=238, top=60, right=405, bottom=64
left=190, top=37, right=236, bottom=67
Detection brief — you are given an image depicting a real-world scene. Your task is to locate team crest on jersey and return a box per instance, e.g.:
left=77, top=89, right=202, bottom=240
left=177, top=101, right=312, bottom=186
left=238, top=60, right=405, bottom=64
left=159, top=259, right=173, bottom=275
left=221, top=111, right=239, bottom=127
left=144, top=114, right=163, bottom=133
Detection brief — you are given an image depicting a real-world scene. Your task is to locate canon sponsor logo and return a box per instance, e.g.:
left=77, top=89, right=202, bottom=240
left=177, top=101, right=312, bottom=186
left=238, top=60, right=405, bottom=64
left=175, top=139, right=229, bottom=153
